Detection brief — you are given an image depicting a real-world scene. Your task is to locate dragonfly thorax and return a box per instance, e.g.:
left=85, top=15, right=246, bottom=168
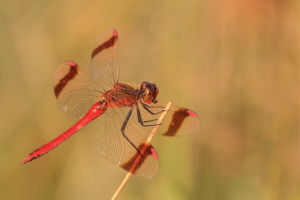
left=140, top=82, right=159, bottom=104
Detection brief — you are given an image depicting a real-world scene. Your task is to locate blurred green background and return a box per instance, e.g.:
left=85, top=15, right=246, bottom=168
left=1, top=0, right=299, bottom=200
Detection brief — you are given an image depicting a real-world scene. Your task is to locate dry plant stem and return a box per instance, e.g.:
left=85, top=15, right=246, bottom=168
left=111, top=102, right=173, bottom=200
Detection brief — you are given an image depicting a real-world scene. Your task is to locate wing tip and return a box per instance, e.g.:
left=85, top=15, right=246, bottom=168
left=150, top=147, right=159, bottom=161
left=66, top=61, right=77, bottom=67
left=111, top=29, right=118, bottom=37
left=54, top=62, right=79, bottom=98
left=186, top=109, right=198, bottom=118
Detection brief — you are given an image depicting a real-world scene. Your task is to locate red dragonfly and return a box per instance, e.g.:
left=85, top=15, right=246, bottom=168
left=22, top=29, right=200, bottom=178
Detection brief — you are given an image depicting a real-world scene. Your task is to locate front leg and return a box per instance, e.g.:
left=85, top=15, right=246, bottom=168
left=141, top=103, right=165, bottom=115
left=136, top=103, right=160, bottom=127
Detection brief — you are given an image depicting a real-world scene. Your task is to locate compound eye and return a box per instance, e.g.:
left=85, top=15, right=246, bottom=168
left=140, top=82, right=158, bottom=104
left=147, top=85, right=156, bottom=95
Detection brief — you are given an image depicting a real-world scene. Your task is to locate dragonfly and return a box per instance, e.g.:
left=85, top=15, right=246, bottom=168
left=22, top=29, right=200, bottom=178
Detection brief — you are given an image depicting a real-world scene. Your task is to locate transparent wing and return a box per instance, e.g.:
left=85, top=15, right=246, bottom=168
left=135, top=101, right=200, bottom=136
left=97, top=100, right=199, bottom=177
left=98, top=105, right=159, bottom=178
left=89, top=29, right=119, bottom=90
left=54, top=62, right=103, bottom=120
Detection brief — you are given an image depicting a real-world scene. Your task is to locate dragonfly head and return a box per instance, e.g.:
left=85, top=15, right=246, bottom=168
left=140, top=82, right=159, bottom=104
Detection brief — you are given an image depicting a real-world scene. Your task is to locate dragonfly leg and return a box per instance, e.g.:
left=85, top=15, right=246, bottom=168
left=121, top=107, right=141, bottom=155
left=141, top=103, right=165, bottom=115
left=136, top=104, right=160, bottom=127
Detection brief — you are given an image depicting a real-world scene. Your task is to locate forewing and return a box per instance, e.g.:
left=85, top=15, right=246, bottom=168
left=98, top=106, right=159, bottom=178
left=137, top=101, right=200, bottom=136
left=89, top=29, right=119, bottom=90
left=54, top=61, right=103, bottom=120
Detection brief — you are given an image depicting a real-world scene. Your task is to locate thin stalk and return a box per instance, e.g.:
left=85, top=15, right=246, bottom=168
left=111, top=102, right=173, bottom=200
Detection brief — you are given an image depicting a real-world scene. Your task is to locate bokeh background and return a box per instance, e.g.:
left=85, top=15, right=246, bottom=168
left=1, top=0, right=299, bottom=200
